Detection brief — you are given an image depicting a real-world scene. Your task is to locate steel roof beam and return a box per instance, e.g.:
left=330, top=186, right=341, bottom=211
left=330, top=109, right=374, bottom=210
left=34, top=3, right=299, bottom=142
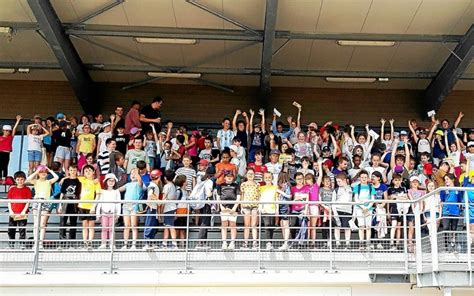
left=26, top=0, right=97, bottom=114
left=424, top=25, right=474, bottom=113
left=259, top=0, right=278, bottom=95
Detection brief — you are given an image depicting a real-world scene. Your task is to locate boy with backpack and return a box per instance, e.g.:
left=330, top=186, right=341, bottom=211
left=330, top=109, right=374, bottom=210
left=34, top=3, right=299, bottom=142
left=352, top=170, right=376, bottom=250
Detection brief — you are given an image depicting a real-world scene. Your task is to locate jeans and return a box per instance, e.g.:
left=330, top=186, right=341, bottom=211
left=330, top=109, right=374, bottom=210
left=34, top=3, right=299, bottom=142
left=59, top=204, right=78, bottom=241
left=144, top=208, right=158, bottom=240
left=8, top=217, right=27, bottom=247
left=262, top=215, right=275, bottom=244
left=198, top=204, right=212, bottom=241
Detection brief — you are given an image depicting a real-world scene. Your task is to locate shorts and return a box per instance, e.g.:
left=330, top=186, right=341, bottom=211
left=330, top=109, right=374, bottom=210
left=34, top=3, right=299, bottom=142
left=163, top=210, right=176, bottom=226
left=79, top=208, right=95, bottom=221
left=44, top=144, right=53, bottom=153
left=220, top=211, right=237, bottom=222
left=241, top=207, right=258, bottom=215
left=28, top=150, right=42, bottom=162
left=54, top=146, right=71, bottom=161
left=338, top=215, right=352, bottom=228
left=309, top=205, right=319, bottom=216
left=470, top=218, right=474, bottom=224
left=41, top=202, right=58, bottom=212
left=355, top=208, right=372, bottom=227
left=122, top=203, right=138, bottom=215
left=424, top=211, right=440, bottom=219
left=175, top=217, right=187, bottom=228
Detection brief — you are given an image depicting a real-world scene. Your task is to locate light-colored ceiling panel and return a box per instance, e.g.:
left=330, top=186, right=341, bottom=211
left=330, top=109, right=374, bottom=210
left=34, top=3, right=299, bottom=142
left=71, top=38, right=100, bottom=63
left=276, top=0, right=322, bottom=31
left=272, top=40, right=313, bottom=69
left=77, top=36, right=144, bottom=65
left=347, top=45, right=399, bottom=71
left=466, top=62, right=474, bottom=73
left=222, top=0, right=265, bottom=30
left=316, top=0, right=372, bottom=33
left=453, top=80, right=474, bottom=90
left=136, top=43, right=185, bottom=67
left=199, top=74, right=228, bottom=85
left=225, top=74, right=259, bottom=86
left=406, top=0, right=471, bottom=34
left=0, top=70, right=66, bottom=81
left=388, top=43, right=447, bottom=72
left=224, top=42, right=261, bottom=68
left=69, top=0, right=128, bottom=25
left=4, top=31, right=56, bottom=62
left=307, top=40, right=353, bottom=70
left=427, top=43, right=454, bottom=73
left=121, top=0, right=176, bottom=27
left=90, top=71, right=146, bottom=82
left=173, top=0, right=224, bottom=29
left=376, top=79, right=430, bottom=90
left=181, top=40, right=226, bottom=67
left=0, top=0, right=35, bottom=22
left=361, top=0, right=422, bottom=33
left=449, top=1, right=474, bottom=34
left=50, top=0, right=77, bottom=23
left=271, top=76, right=304, bottom=88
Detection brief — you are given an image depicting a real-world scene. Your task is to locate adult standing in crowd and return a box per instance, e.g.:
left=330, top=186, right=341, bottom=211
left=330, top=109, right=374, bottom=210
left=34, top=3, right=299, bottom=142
left=125, top=100, right=142, bottom=135
left=140, top=96, right=163, bottom=134
left=0, top=115, right=21, bottom=180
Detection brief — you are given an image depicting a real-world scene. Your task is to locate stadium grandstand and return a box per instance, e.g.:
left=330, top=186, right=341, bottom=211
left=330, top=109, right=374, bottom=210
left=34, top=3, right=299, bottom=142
left=0, top=0, right=474, bottom=295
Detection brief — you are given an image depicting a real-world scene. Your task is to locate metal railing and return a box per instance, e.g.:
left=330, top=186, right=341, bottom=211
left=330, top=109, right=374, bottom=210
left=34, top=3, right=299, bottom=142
left=0, top=187, right=473, bottom=276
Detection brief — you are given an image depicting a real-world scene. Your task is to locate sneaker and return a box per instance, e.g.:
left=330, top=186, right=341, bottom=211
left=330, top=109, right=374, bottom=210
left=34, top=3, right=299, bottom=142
left=278, top=243, right=289, bottom=251
left=121, top=245, right=128, bottom=250
left=390, top=244, right=397, bottom=251
left=143, top=244, right=153, bottom=251
left=169, top=244, right=178, bottom=250
left=98, top=244, right=107, bottom=250
left=376, top=243, right=384, bottom=250
left=228, top=241, right=235, bottom=250
left=367, top=244, right=374, bottom=250
left=57, top=245, right=63, bottom=251
left=358, top=246, right=365, bottom=251
left=130, top=244, right=137, bottom=250
left=335, top=242, right=341, bottom=249
left=241, top=242, right=249, bottom=250
left=221, top=242, right=228, bottom=250
left=252, top=242, right=258, bottom=250
left=266, top=242, right=273, bottom=250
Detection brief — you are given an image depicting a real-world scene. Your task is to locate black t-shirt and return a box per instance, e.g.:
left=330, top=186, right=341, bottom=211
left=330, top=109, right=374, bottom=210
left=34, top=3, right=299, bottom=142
left=140, top=105, right=161, bottom=132
left=217, top=182, right=240, bottom=209
left=114, top=133, right=129, bottom=155
left=235, top=130, right=248, bottom=149
left=61, top=178, right=82, bottom=200
left=250, top=131, right=266, bottom=148
left=52, top=129, right=72, bottom=148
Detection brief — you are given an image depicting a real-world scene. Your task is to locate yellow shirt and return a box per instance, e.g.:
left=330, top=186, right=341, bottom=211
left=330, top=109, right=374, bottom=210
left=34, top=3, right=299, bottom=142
left=259, top=185, right=278, bottom=214
left=78, top=133, right=96, bottom=154
left=34, top=179, right=51, bottom=200
left=78, top=176, right=102, bottom=210
left=279, top=153, right=292, bottom=164
left=240, top=181, right=260, bottom=208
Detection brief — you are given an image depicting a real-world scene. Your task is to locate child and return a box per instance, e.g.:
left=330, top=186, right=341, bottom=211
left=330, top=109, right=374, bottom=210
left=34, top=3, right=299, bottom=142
left=96, top=173, right=121, bottom=249
left=96, top=122, right=113, bottom=155
left=118, top=168, right=143, bottom=250
left=277, top=172, right=292, bottom=250
left=161, top=170, right=178, bottom=249
left=423, top=181, right=441, bottom=237
left=217, top=171, right=240, bottom=250
left=7, top=171, right=32, bottom=249
left=265, top=149, right=283, bottom=185
left=440, top=173, right=463, bottom=252
left=26, top=123, right=49, bottom=175
left=144, top=129, right=157, bottom=169
left=290, top=172, right=310, bottom=245
left=352, top=170, right=376, bottom=250
left=240, top=168, right=260, bottom=249
left=407, top=176, right=426, bottom=252
left=198, top=136, right=219, bottom=165
left=124, top=138, right=150, bottom=175
left=170, top=135, right=186, bottom=167
left=175, top=154, right=197, bottom=194
left=248, top=109, right=266, bottom=163
left=58, top=165, right=82, bottom=247
left=78, top=165, right=102, bottom=249
left=76, top=124, right=95, bottom=171
left=294, top=132, right=313, bottom=161
left=387, top=173, right=408, bottom=250
left=380, top=118, right=394, bottom=152
left=319, top=175, right=333, bottom=246
left=26, top=165, right=59, bottom=248
left=143, top=169, right=162, bottom=250
left=113, top=125, right=129, bottom=156
left=247, top=149, right=267, bottom=185
left=215, top=151, right=237, bottom=185
left=259, top=172, right=278, bottom=250
left=0, top=115, right=21, bottom=180
left=371, top=171, right=388, bottom=250
left=297, top=156, right=315, bottom=176
left=174, top=175, right=189, bottom=248
left=305, top=162, right=323, bottom=248
left=230, top=144, right=246, bottom=181
left=332, top=173, right=353, bottom=249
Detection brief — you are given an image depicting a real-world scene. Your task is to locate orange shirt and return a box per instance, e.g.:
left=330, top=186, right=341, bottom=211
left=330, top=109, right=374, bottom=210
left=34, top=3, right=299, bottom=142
left=215, top=162, right=237, bottom=185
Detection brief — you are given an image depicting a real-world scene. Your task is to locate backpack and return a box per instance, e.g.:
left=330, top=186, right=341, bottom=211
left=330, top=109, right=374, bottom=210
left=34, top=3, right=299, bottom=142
left=353, top=183, right=373, bottom=199
left=188, top=180, right=210, bottom=210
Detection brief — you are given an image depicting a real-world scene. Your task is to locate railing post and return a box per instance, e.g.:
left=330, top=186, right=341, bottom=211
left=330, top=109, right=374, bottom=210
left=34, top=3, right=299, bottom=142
left=464, top=191, right=472, bottom=284
left=31, top=201, right=42, bottom=275
left=403, top=209, right=409, bottom=273
left=257, top=211, right=262, bottom=270
left=328, top=203, right=334, bottom=271
left=108, top=211, right=116, bottom=274
left=414, top=205, right=423, bottom=274
left=184, top=204, right=190, bottom=272
left=429, top=200, right=439, bottom=272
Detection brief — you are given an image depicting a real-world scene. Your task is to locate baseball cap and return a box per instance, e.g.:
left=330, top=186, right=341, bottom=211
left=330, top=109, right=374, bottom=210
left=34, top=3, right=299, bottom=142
left=37, top=165, right=48, bottom=172
left=409, top=176, right=420, bottom=183
left=393, top=132, right=400, bottom=137
left=33, top=114, right=41, bottom=120
left=400, top=130, right=408, bottom=136
left=269, top=149, right=280, bottom=155
left=229, top=145, right=239, bottom=153
left=468, top=141, right=474, bottom=147
left=59, top=121, right=68, bottom=127
left=198, top=159, right=209, bottom=166
left=104, top=173, right=118, bottom=182
left=130, top=127, right=139, bottom=135
left=205, top=166, right=216, bottom=175
left=423, top=163, right=433, bottom=175
left=323, top=159, right=333, bottom=168
left=150, top=169, right=162, bottom=179
left=102, top=122, right=111, bottom=128
left=2, top=125, right=12, bottom=131
left=435, top=130, right=444, bottom=136
left=468, top=128, right=474, bottom=134
left=321, top=146, right=331, bottom=152
left=56, top=112, right=65, bottom=119
left=308, top=122, right=317, bottom=129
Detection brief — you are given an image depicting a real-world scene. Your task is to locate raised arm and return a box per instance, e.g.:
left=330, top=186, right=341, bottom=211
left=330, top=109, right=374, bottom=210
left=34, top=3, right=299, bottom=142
left=404, top=141, right=410, bottom=169
left=12, top=115, right=22, bottom=135
left=317, top=159, right=323, bottom=186
left=296, top=104, right=302, bottom=128
left=249, top=109, right=255, bottom=133
left=427, top=120, right=438, bottom=141
left=350, top=125, right=357, bottom=144
left=330, top=134, right=340, bottom=159
left=380, top=118, right=385, bottom=140
left=454, top=112, right=464, bottom=129
left=365, top=124, right=372, bottom=143
left=389, top=119, right=394, bottom=141
left=232, top=109, right=241, bottom=131
left=242, top=111, right=249, bottom=132
left=47, top=167, right=59, bottom=184
left=390, top=139, right=399, bottom=169
left=408, top=120, right=419, bottom=142
left=260, top=109, right=266, bottom=133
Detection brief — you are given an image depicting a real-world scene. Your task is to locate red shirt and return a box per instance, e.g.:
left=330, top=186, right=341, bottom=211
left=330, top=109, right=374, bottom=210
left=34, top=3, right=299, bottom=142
left=0, top=135, right=13, bottom=152
left=7, top=186, right=32, bottom=214
left=197, top=137, right=206, bottom=151
left=248, top=162, right=268, bottom=185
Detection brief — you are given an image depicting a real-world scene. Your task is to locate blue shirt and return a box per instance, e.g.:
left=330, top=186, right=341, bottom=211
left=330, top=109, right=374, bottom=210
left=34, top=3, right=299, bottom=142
left=352, top=183, right=376, bottom=210
left=374, top=183, right=388, bottom=201
left=440, top=189, right=463, bottom=216
left=124, top=182, right=143, bottom=201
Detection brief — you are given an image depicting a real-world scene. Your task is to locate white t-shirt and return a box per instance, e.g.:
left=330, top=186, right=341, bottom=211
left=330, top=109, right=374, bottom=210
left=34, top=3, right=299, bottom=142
left=28, top=134, right=44, bottom=152
left=365, top=166, right=386, bottom=180
left=464, top=151, right=474, bottom=172
left=162, top=182, right=177, bottom=212
left=417, top=138, right=431, bottom=154
left=98, top=131, right=112, bottom=154
left=265, top=162, right=283, bottom=185
left=216, top=129, right=235, bottom=150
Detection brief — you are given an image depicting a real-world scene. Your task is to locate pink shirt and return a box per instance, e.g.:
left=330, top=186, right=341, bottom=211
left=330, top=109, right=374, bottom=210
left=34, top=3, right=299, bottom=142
left=0, top=135, right=13, bottom=152
left=125, top=108, right=141, bottom=134
left=291, top=185, right=310, bottom=212
left=186, top=136, right=198, bottom=157
left=308, top=183, right=320, bottom=202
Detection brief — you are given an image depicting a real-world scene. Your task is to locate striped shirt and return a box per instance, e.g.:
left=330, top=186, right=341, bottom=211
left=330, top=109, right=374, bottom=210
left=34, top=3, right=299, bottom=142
left=97, top=150, right=111, bottom=175
left=175, top=167, right=196, bottom=192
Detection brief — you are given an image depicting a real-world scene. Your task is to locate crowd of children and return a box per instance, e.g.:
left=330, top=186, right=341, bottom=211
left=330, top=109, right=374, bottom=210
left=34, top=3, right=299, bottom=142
left=3, top=98, right=474, bottom=252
